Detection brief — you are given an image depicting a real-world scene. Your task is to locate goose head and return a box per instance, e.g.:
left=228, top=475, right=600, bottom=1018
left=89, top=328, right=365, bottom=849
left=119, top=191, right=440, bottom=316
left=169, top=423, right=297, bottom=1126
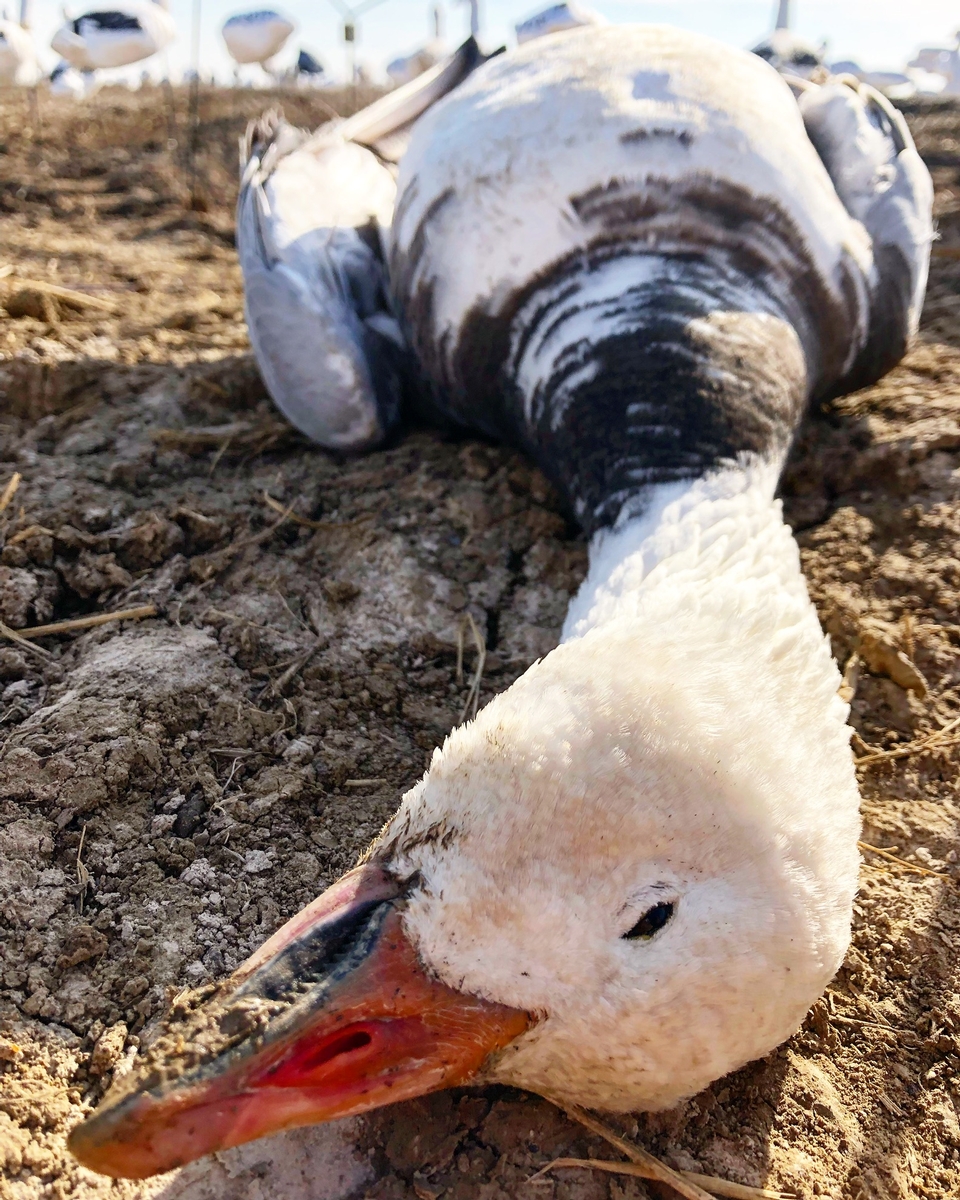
left=69, top=476, right=860, bottom=1179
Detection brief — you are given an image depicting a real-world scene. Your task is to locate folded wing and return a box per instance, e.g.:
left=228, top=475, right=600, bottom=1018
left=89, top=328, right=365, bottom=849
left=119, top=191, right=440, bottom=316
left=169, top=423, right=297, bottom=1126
left=236, top=38, right=489, bottom=451
left=798, top=78, right=933, bottom=394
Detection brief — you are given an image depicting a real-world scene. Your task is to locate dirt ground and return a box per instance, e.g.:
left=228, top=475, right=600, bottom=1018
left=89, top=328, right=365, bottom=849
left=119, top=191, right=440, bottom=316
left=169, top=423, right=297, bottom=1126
left=1, top=82, right=960, bottom=1200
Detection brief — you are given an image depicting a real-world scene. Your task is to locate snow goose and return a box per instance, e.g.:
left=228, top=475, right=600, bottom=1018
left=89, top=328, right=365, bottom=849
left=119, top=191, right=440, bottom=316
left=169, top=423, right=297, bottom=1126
left=69, top=24, right=932, bottom=1180
left=909, top=39, right=960, bottom=96
left=51, top=0, right=175, bottom=71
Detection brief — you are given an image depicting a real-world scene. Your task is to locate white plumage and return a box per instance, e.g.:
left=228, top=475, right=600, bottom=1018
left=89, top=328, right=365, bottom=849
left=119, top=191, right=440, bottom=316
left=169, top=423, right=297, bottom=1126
left=385, top=461, right=859, bottom=1110
left=387, top=42, right=445, bottom=86
left=51, top=0, right=174, bottom=71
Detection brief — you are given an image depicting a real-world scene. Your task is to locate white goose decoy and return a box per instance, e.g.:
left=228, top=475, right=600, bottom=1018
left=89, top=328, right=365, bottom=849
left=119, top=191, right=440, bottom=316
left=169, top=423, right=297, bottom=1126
left=387, top=4, right=445, bottom=86
left=515, top=1, right=604, bottom=46
left=222, top=9, right=294, bottom=71
left=751, top=0, right=822, bottom=79
left=828, top=61, right=915, bottom=100
left=51, top=0, right=175, bottom=71
left=0, top=0, right=39, bottom=87
left=909, top=37, right=960, bottom=96
left=69, top=25, right=932, bottom=1180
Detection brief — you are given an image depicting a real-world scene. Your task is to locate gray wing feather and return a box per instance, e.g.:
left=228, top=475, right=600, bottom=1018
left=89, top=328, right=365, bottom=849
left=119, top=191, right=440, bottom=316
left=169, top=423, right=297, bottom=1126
left=237, top=111, right=403, bottom=450
left=799, top=79, right=933, bottom=391
left=235, top=41, right=489, bottom=448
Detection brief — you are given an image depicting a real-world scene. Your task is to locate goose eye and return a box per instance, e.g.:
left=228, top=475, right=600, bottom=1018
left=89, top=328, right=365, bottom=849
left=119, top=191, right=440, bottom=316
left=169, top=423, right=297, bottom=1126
left=623, top=901, right=675, bottom=940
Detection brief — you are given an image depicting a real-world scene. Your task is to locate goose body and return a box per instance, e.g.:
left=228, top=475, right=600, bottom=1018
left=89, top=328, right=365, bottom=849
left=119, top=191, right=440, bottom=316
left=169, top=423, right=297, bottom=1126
left=391, top=27, right=929, bottom=527
left=222, top=9, right=294, bottom=68
left=51, top=0, right=174, bottom=71
left=70, top=25, right=933, bottom=1179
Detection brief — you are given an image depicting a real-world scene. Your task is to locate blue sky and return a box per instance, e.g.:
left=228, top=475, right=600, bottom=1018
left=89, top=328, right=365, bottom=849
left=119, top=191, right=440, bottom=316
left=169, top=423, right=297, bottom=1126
left=23, top=0, right=960, bottom=83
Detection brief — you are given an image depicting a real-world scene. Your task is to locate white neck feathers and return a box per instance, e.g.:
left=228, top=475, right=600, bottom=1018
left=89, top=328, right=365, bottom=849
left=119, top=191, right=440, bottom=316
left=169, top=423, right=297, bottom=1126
left=562, top=458, right=809, bottom=641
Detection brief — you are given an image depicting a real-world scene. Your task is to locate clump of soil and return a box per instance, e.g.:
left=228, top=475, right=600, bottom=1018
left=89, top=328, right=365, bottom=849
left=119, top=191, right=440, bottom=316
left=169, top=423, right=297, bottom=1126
left=2, top=86, right=960, bottom=1200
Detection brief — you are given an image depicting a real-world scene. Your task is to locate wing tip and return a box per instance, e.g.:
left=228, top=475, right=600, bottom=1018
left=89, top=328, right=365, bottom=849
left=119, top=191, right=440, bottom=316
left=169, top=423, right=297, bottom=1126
left=239, top=107, right=308, bottom=177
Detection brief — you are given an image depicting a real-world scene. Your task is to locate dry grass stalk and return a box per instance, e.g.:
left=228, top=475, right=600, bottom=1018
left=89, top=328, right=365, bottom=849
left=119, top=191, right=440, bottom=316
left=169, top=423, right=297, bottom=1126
left=858, top=841, right=951, bottom=880
left=838, top=652, right=860, bottom=704
left=263, top=491, right=329, bottom=529
left=3, top=278, right=119, bottom=313
left=76, top=824, right=90, bottom=915
left=830, top=1015, right=904, bottom=1035
left=208, top=434, right=233, bottom=477
left=5, top=524, right=53, bottom=547
left=552, top=1104, right=737, bottom=1200
left=260, top=636, right=326, bottom=699
left=154, top=421, right=250, bottom=449
left=197, top=505, right=295, bottom=578
left=0, top=619, right=52, bottom=660
left=54, top=396, right=103, bottom=430
left=530, top=1158, right=791, bottom=1200
left=854, top=714, right=960, bottom=769
left=343, top=778, right=388, bottom=789
left=14, top=604, right=158, bottom=640
left=193, top=376, right=229, bottom=399
left=0, top=471, right=22, bottom=516
left=263, top=491, right=375, bottom=531
left=154, top=421, right=295, bottom=459
left=456, top=611, right=487, bottom=722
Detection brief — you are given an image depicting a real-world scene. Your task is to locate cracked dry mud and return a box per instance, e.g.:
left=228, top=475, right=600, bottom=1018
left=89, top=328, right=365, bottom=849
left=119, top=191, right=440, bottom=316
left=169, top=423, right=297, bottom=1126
left=2, top=86, right=960, bottom=1200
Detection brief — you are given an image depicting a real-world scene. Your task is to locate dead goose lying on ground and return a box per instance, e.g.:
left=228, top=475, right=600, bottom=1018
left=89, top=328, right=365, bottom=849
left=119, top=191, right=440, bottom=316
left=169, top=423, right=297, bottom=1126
left=69, top=23, right=932, bottom=1186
